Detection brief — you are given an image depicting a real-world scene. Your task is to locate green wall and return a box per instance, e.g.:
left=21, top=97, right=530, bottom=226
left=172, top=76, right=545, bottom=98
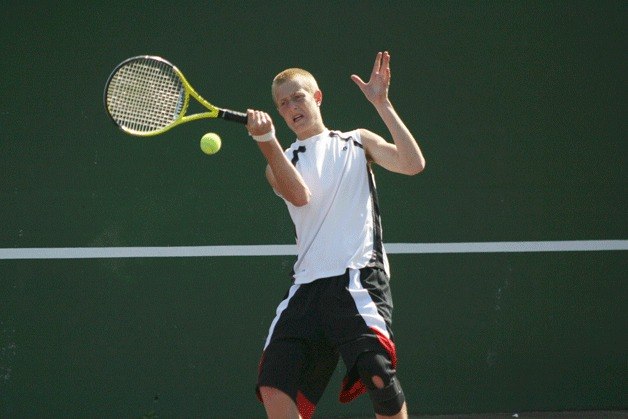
left=1, top=1, right=626, bottom=417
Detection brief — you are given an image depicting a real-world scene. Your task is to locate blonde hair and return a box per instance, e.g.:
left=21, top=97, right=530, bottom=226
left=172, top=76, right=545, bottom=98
left=272, top=68, right=320, bottom=103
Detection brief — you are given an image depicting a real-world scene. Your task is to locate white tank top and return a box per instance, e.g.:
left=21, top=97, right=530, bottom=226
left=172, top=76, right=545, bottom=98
left=281, top=129, right=389, bottom=284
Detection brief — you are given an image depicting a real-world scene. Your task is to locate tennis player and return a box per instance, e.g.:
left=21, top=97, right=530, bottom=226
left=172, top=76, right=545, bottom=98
left=246, top=51, right=425, bottom=419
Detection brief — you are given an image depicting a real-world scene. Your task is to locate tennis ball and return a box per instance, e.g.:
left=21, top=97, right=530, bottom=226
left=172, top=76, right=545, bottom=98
left=200, top=132, right=221, bottom=155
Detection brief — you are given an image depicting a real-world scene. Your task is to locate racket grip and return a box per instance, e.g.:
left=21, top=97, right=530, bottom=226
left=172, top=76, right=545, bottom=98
left=220, top=109, right=248, bottom=124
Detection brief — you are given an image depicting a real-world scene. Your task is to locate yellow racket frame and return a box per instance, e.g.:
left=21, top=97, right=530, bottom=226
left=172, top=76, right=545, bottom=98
left=105, top=56, right=247, bottom=137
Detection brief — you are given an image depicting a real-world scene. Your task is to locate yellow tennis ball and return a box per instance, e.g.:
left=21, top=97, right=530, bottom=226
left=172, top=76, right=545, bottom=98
left=200, top=132, right=221, bottom=155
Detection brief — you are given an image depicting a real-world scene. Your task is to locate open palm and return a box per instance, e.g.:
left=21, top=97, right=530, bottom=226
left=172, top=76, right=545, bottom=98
left=351, top=51, right=391, bottom=105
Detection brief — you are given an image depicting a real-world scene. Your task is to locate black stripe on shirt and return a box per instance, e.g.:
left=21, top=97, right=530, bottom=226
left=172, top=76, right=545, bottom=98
left=366, top=164, right=385, bottom=269
left=291, top=146, right=306, bottom=166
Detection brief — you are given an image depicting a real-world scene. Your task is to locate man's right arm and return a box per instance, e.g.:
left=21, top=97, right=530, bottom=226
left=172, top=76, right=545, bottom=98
left=260, top=142, right=310, bottom=207
left=247, top=109, right=310, bottom=207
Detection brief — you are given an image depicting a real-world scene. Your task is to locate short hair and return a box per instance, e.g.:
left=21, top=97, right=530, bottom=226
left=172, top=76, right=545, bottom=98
left=272, top=68, right=320, bottom=103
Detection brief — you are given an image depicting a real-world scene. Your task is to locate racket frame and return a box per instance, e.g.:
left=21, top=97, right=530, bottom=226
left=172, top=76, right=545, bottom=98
left=104, top=55, right=246, bottom=137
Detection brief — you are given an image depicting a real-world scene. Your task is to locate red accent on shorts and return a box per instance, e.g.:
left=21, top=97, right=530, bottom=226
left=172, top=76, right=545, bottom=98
left=257, top=351, right=317, bottom=417
left=374, top=327, right=397, bottom=368
left=296, top=391, right=316, bottom=419
left=339, top=376, right=365, bottom=404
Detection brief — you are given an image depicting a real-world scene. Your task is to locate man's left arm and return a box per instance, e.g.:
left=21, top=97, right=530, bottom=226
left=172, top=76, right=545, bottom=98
left=360, top=102, right=425, bottom=175
left=352, top=51, right=425, bottom=175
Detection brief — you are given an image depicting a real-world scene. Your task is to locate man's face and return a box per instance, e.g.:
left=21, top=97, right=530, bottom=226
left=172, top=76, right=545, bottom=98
left=274, top=78, right=323, bottom=139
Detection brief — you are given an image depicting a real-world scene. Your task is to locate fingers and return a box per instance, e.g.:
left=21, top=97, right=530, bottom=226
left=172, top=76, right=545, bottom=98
left=382, top=51, right=390, bottom=75
left=381, top=51, right=391, bottom=84
left=381, top=50, right=390, bottom=65
left=371, top=51, right=383, bottom=76
left=372, top=51, right=390, bottom=75
left=247, top=109, right=274, bottom=136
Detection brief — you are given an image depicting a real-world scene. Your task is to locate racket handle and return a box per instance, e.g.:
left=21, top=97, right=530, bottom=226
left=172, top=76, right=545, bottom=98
left=220, top=109, right=248, bottom=124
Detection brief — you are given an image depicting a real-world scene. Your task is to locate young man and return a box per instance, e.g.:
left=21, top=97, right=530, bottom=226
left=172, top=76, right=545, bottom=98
left=246, top=51, right=425, bottom=419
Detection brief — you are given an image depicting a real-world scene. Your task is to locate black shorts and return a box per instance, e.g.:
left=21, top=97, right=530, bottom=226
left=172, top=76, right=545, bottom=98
left=257, top=267, right=398, bottom=418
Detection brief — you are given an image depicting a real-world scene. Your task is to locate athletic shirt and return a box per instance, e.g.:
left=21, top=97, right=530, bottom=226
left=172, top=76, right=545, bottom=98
left=281, top=129, right=390, bottom=285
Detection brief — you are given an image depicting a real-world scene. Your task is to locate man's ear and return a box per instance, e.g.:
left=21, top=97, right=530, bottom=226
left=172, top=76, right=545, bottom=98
left=314, top=90, right=323, bottom=106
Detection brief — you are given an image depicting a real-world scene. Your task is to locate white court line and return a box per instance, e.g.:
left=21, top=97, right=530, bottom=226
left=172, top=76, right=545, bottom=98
left=386, top=240, right=628, bottom=254
left=0, top=240, right=626, bottom=260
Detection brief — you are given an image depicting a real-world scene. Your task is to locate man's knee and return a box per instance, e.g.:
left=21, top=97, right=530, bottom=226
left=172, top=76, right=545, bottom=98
left=355, top=351, right=405, bottom=416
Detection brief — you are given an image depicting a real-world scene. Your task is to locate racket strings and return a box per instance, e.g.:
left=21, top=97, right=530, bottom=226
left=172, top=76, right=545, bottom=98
left=106, top=58, right=185, bottom=133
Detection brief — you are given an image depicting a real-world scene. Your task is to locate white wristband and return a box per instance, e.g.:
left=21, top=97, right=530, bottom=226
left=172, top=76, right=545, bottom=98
left=252, top=129, right=275, bottom=143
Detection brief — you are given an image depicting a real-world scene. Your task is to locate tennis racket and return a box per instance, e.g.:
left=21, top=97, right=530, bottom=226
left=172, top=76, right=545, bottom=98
left=104, top=55, right=247, bottom=137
